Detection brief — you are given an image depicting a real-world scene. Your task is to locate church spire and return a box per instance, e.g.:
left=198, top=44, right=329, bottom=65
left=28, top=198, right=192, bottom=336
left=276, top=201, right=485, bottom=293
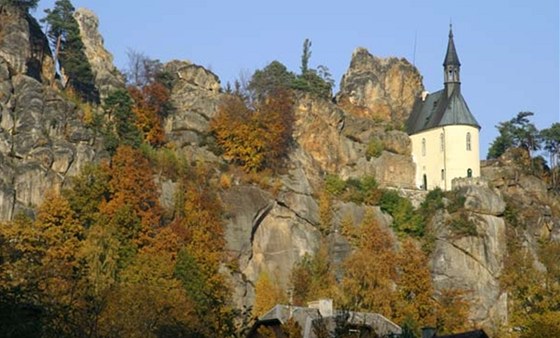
left=443, top=24, right=461, bottom=96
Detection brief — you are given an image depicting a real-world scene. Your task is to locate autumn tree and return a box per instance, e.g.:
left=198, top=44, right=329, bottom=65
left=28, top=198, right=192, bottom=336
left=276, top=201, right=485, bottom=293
left=101, top=145, right=162, bottom=248
left=210, top=90, right=294, bottom=172
left=253, top=271, right=286, bottom=317
left=172, top=176, right=236, bottom=336
left=291, top=241, right=338, bottom=306
left=43, top=0, right=99, bottom=103
left=128, top=83, right=167, bottom=146
left=340, top=212, right=398, bottom=316
left=435, top=288, right=472, bottom=334
left=395, top=239, right=437, bottom=330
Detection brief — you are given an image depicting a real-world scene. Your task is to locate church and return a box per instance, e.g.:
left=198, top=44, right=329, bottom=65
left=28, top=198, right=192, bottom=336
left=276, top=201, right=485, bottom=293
left=406, top=27, right=481, bottom=191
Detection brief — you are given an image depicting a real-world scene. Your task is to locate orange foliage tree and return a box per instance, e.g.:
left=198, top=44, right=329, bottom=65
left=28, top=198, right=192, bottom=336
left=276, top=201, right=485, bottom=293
left=128, top=81, right=168, bottom=146
left=210, top=90, right=294, bottom=172
left=101, top=145, right=163, bottom=247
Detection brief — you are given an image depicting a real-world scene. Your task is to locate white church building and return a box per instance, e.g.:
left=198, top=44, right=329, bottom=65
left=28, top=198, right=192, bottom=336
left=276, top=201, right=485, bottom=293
left=406, top=27, right=481, bottom=191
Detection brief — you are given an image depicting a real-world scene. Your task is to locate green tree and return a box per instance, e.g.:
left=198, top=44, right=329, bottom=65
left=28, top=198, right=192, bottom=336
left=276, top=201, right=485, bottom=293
left=102, top=89, right=142, bottom=154
left=301, top=38, right=312, bottom=74
left=248, top=61, right=296, bottom=101
left=487, top=112, right=540, bottom=159
left=43, top=0, right=99, bottom=103
left=541, top=122, right=560, bottom=186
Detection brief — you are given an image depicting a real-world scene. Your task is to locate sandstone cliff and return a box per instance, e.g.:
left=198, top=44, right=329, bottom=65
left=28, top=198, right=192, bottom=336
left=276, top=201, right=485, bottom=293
left=1, top=7, right=558, bottom=335
left=0, top=7, right=105, bottom=221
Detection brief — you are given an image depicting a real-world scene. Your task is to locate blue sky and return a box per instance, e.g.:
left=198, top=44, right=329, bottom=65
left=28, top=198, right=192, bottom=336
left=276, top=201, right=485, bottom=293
left=34, top=0, right=559, bottom=159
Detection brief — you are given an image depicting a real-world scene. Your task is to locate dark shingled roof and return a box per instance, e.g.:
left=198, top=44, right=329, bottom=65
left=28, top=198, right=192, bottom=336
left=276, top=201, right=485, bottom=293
left=437, top=329, right=489, bottom=338
left=405, top=88, right=480, bottom=135
left=444, top=27, right=461, bottom=66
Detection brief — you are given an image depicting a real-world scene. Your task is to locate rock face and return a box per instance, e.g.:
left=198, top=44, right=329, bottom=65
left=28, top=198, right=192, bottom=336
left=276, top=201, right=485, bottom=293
left=430, top=186, right=508, bottom=328
left=0, top=5, right=55, bottom=83
left=336, top=48, right=423, bottom=126
left=74, top=8, right=125, bottom=98
left=0, top=8, right=105, bottom=221
left=164, top=60, right=223, bottom=148
left=293, top=94, right=415, bottom=188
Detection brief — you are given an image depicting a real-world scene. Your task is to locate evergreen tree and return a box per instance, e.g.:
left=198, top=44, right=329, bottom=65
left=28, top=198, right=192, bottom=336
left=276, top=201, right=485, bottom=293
left=43, top=0, right=99, bottom=103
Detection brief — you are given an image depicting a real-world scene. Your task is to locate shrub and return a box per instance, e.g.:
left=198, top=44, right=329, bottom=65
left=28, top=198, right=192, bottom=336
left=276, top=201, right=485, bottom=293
left=448, top=211, right=478, bottom=237
left=366, top=137, right=384, bottom=160
left=379, top=190, right=425, bottom=236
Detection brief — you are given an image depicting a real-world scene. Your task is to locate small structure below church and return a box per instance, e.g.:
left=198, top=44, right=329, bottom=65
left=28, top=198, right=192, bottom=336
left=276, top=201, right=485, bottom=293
left=247, top=299, right=402, bottom=338
left=406, top=26, right=481, bottom=191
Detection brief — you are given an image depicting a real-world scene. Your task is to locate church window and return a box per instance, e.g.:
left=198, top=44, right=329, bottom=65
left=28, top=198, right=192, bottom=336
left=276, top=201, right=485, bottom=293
left=422, top=138, right=426, bottom=156
left=466, top=132, right=471, bottom=151
left=440, top=133, right=444, bottom=152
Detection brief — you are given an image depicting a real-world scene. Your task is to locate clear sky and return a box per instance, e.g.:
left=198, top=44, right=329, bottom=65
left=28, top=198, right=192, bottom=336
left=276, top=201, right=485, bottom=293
left=34, top=0, right=559, bottom=159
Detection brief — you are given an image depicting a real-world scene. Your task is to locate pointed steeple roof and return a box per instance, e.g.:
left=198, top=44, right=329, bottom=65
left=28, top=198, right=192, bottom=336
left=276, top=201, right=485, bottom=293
left=443, top=25, right=461, bottom=66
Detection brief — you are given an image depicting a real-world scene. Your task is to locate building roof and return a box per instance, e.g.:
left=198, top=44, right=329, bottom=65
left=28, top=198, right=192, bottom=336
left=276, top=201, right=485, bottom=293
left=444, top=26, right=461, bottom=66
left=251, top=304, right=402, bottom=338
left=405, top=88, right=480, bottom=135
left=437, top=329, right=489, bottom=338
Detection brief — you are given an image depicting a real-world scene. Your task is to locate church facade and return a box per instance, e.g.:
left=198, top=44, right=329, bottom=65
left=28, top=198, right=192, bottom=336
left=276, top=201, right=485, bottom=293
left=406, top=27, right=481, bottom=191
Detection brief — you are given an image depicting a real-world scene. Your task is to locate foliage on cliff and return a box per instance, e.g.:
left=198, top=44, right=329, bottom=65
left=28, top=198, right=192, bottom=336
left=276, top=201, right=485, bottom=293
left=0, top=146, right=238, bottom=337
left=211, top=90, right=294, bottom=172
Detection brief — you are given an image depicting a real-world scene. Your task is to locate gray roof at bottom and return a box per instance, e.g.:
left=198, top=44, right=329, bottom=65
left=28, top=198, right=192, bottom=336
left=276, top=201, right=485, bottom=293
left=406, top=88, right=480, bottom=135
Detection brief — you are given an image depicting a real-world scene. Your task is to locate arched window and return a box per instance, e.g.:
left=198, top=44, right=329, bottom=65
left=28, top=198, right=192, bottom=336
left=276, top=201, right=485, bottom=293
left=422, top=138, right=426, bottom=156
left=466, top=132, right=472, bottom=151
left=440, top=133, right=445, bottom=152
left=423, top=174, right=427, bottom=190
left=441, top=169, right=445, bottom=180
left=467, top=168, right=473, bottom=178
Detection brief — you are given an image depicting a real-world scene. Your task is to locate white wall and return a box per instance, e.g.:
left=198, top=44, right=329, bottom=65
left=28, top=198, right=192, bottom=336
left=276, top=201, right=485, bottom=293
left=410, top=125, right=480, bottom=190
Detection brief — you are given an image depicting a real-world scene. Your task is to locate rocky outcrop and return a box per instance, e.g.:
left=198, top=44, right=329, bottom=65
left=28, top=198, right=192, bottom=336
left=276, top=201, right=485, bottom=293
left=74, top=8, right=125, bottom=98
left=430, top=208, right=507, bottom=327
left=164, top=60, right=223, bottom=148
left=0, top=42, right=104, bottom=220
left=335, top=48, right=423, bottom=126
left=0, top=5, right=55, bottom=83
left=293, top=94, right=415, bottom=188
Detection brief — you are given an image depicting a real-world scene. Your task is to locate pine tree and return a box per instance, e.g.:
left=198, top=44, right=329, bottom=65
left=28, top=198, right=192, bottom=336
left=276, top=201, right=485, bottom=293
left=43, top=0, right=99, bottom=103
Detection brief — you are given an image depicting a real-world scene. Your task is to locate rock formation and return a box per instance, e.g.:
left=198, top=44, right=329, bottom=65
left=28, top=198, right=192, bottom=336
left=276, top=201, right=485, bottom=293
left=0, top=7, right=106, bottom=221
left=336, top=47, right=424, bottom=126
left=74, top=8, right=125, bottom=98
left=0, top=5, right=55, bottom=83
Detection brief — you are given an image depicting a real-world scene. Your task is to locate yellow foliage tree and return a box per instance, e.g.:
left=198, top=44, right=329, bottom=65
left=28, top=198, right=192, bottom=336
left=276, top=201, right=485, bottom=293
left=340, top=212, right=398, bottom=317
left=253, top=271, right=286, bottom=317
left=395, top=239, right=437, bottom=328
left=210, top=91, right=294, bottom=172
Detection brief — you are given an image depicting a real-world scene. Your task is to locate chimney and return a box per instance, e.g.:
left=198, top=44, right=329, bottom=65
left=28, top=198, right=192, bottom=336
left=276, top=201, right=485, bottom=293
left=422, top=327, right=437, bottom=338
left=307, top=299, right=333, bottom=317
